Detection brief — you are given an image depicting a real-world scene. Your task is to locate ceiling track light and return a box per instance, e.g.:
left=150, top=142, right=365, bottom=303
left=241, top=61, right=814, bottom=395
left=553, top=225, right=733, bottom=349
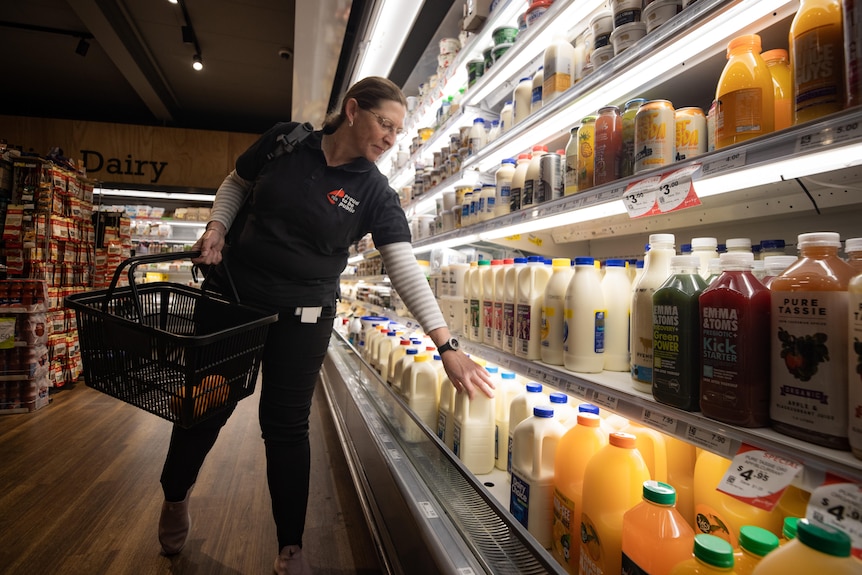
left=75, top=37, right=90, bottom=57
left=192, top=54, right=203, bottom=71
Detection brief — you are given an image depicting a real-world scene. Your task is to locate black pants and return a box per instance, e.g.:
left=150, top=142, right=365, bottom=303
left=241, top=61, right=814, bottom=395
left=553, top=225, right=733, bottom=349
left=159, top=307, right=334, bottom=550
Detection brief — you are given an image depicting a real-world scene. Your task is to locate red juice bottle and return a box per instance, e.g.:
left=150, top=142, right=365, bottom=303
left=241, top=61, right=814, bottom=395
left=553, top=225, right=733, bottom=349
left=699, top=252, right=771, bottom=426
left=653, top=255, right=708, bottom=411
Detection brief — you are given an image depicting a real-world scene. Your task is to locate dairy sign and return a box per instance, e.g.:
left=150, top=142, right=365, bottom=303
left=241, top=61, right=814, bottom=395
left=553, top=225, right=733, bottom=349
left=80, top=150, right=168, bottom=183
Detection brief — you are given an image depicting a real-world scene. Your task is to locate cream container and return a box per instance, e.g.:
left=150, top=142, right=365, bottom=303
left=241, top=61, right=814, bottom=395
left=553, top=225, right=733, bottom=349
left=643, top=0, right=682, bottom=33
left=610, top=21, right=647, bottom=54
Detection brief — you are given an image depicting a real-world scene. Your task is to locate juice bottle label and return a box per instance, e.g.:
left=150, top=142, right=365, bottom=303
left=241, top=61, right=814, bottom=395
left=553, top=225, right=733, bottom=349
left=632, top=288, right=655, bottom=384
left=579, top=512, right=606, bottom=575
left=523, top=179, right=536, bottom=206
left=504, top=302, right=516, bottom=348
left=483, top=300, right=494, bottom=339
left=850, top=293, right=862, bottom=445
left=544, top=73, right=572, bottom=97
left=793, top=24, right=844, bottom=120
left=470, top=298, right=481, bottom=329
left=494, top=301, right=504, bottom=345
left=594, top=311, right=606, bottom=353
left=552, top=488, right=576, bottom=567
left=621, top=552, right=650, bottom=575
left=453, top=421, right=462, bottom=456
left=694, top=503, right=738, bottom=547
left=653, top=304, right=683, bottom=393
left=701, top=306, right=741, bottom=405
left=508, top=435, right=514, bottom=473
left=771, top=291, right=849, bottom=437
left=541, top=305, right=553, bottom=346
left=511, top=472, right=531, bottom=529
left=716, top=87, right=764, bottom=142
left=517, top=303, right=532, bottom=354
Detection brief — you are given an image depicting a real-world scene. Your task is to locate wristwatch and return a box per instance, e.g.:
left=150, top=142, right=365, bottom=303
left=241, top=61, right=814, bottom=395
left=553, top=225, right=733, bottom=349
left=437, top=336, right=460, bottom=355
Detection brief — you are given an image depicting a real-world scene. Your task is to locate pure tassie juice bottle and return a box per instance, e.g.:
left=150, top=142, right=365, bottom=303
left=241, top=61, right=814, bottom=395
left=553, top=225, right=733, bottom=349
left=850, top=267, right=862, bottom=458
left=699, top=252, right=771, bottom=427
left=770, top=232, right=854, bottom=449
left=579, top=432, right=651, bottom=575
left=551, top=413, right=608, bottom=573
left=622, top=481, right=696, bottom=575
left=752, top=519, right=858, bottom=575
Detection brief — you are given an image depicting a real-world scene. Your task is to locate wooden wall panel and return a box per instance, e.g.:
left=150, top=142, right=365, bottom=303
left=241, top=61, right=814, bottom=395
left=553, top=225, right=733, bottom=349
left=0, top=115, right=259, bottom=190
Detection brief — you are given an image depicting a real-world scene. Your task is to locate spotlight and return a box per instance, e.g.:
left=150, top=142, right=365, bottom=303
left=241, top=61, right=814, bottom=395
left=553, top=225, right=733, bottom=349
left=192, top=54, right=203, bottom=71
left=168, top=0, right=178, bottom=3
left=75, top=37, right=90, bottom=57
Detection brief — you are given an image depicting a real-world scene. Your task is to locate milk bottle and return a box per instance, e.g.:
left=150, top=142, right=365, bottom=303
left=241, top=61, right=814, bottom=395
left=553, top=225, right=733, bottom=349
left=400, top=354, right=440, bottom=442
left=392, top=347, right=419, bottom=396
left=386, top=339, right=411, bottom=385
left=462, top=261, right=477, bottom=338
left=469, top=260, right=486, bottom=341
left=542, top=258, right=574, bottom=365
left=453, top=376, right=496, bottom=474
left=507, top=382, right=544, bottom=473
left=375, top=331, right=400, bottom=376
left=437, top=375, right=457, bottom=450
left=480, top=260, right=499, bottom=343
left=564, top=257, right=606, bottom=373
left=495, top=371, right=522, bottom=471
left=516, top=257, right=553, bottom=360
left=510, top=406, right=566, bottom=548
left=692, top=237, right=719, bottom=279
left=510, top=153, right=531, bottom=213
left=495, top=158, right=516, bottom=217
left=494, top=258, right=514, bottom=348
left=549, top=392, right=575, bottom=427
left=503, top=257, right=527, bottom=354
left=523, top=145, right=547, bottom=208
left=601, top=259, right=632, bottom=372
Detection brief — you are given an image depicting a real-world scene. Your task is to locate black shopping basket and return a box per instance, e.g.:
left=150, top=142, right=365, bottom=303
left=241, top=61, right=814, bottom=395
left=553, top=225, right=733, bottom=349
left=65, top=251, right=278, bottom=428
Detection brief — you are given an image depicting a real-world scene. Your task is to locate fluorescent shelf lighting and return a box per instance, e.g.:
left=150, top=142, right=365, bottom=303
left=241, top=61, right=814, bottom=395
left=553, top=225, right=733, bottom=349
left=413, top=233, right=481, bottom=254
left=94, top=189, right=216, bottom=202
left=351, top=1, right=423, bottom=82
left=479, top=201, right=628, bottom=240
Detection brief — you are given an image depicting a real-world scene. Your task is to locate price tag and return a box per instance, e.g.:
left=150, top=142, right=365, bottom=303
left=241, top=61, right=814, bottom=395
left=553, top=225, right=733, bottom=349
left=418, top=501, right=439, bottom=519
left=623, top=176, right=660, bottom=218
left=657, top=165, right=702, bottom=213
left=591, top=390, right=619, bottom=411
left=808, top=474, right=862, bottom=559
left=526, top=365, right=544, bottom=380
left=571, top=383, right=589, bottom=398
left=701, top=150, right=746, bottom=176
left=387, top=448, right=401, bottom=460
left=685, top=424, right=734, bottom=456
left=641, top=408, right=677, bottom=433
left=797, top=120, right=862, bottom=152
left=717, top=444, right=803, bottom=511
left=596, top=185, right=627, bottom=203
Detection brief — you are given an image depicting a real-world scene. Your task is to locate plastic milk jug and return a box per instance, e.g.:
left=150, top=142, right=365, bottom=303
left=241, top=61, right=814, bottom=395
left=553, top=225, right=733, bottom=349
left=508, top=382, right=545, bottom=473
left=495, top=371, right=522, bottom=470
left=552, top=413, right=608, bottom=573
left=622, top=481, right=696, bottom=575
left=392, top=347, right=419, bottom=396
left=453, top=380, right=496, bottom=474
left=516, top=256, right=552, bottom=360
left=564, top=257, right=606, bottom=373
left=669, top=534, right=737, bottom=575
left=481, top=260, right=499, bottom=343
left=543, top=35, right=576, bottom=103
left=437, top=375, right=457, bottom=451
left=542, top=258, right=574, bottom=365
left=376, top=331, right=400, bottom=376
left=504, top=258, right=527, bottom=353
left=495, top=158, right=516, bottom=217
left=600, top=259, right=632, bottom=372
left=579, top=432, right=651, bottom=575
left=470, top=260, right=486, bottom=341
left=463, top=262, right=477, bottom=338
left=387, top=339, right=411, bottom=385
left=400, top=354, right=440, bottom=443
left=733, top=525, right=779, bottom=575
left=632, top=233, right=675, bottom=391
left=751, top=519, right=858, bottom=575
left=494, top=258, right=514, bottom=348
left=510, top=406, right=566, bottom=548
left=549, top=392, right=575, bottom=428
left=366, top=326, right=387, bottom=368
left=510, top=153, right=531, bottom=213
left=523, top=145, right=547, bottom=208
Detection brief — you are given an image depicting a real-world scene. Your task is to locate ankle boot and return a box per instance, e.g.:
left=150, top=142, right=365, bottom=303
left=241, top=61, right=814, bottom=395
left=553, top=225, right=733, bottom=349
left=158, top=487, right=193, bottom=555
left=273, top=545, right=312, bottom=575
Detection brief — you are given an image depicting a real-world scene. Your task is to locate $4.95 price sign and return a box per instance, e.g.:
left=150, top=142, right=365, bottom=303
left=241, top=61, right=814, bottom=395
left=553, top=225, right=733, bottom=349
left=808, top=474, right=862, bottom=560
left=717, top=444, right=803, bottom=511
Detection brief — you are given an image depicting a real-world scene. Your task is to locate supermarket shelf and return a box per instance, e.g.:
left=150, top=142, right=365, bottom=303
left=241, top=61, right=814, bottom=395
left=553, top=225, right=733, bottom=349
left=341, top=298, right=422, bottom=333
left=340, top=275, right=389, bottom=284
left=461, top=340, right=862, bottom=491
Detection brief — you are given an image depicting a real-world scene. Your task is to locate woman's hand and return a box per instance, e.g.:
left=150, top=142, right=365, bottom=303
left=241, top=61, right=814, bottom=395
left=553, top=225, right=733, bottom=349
left=192, top=223, right=226, bottom=266
left=440, top=350, right=495, bottom=400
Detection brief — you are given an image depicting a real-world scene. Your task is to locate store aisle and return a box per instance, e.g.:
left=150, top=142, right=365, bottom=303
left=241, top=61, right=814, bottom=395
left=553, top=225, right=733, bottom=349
left=0, top=378, right=382, bottom=575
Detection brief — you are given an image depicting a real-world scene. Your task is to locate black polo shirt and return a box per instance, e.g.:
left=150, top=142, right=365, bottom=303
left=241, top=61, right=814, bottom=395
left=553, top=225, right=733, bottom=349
left=227, top=122, right=410, bottom=309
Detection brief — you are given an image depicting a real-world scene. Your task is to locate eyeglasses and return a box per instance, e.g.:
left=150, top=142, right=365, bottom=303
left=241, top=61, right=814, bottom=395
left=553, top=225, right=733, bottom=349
left=362, top=108, right=404, bottom=137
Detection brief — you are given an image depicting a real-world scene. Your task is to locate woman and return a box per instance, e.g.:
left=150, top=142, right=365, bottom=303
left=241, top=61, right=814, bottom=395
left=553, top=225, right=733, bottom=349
left=157, top=76, right=494, bottom=575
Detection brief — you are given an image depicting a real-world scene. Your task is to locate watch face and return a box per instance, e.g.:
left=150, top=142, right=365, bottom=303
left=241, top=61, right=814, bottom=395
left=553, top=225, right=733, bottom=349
left=449, top=337, right=460, bottom=350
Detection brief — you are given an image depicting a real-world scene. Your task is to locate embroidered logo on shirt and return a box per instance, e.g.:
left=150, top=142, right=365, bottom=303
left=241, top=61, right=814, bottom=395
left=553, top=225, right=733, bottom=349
left=326, top=188, right=360, bottom=213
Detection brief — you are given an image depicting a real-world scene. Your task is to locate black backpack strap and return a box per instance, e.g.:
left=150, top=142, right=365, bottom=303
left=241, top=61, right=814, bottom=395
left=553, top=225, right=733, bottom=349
left=266, top=122, right=315, bottom=162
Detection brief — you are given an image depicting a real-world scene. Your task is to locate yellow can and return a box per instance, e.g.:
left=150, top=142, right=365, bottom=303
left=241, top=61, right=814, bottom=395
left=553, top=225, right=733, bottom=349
left=674, top=107, right=707, bottom=161
left=576, top=115, right=597, bottom=192
left=634, top=99, right=675, bottom=174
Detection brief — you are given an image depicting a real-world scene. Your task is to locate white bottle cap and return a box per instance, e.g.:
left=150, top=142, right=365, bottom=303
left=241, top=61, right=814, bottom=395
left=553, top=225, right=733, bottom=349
left=691, top=237, right=718, bottom=250
left=719, top=252, right=754, bottom=269
left=649, top=233, right=675, bottom=247
left=845, top=237, right=862, bottom=253
left=671, top=255, right=700, bottom=270
left=763, top=255, right=798, bottom=274
left=708, top=258, right=722, bottom=274
left=726, top=238, right=752, bottom=251
left=798, top=232, right=841, bottom=248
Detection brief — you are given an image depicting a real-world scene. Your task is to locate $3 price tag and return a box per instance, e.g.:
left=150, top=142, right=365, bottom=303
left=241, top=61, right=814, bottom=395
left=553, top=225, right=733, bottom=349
left=717, top=444, right=803, bottom=511
left=657, top=165, right=701, bottom=213
left=808, top=474, right=862, bottom=560
left=623, top=176, right=660, bottom=218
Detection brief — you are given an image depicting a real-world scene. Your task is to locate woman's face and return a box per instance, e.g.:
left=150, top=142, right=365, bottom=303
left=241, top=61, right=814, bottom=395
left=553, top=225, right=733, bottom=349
left=349, top=99, right=406, bottom=162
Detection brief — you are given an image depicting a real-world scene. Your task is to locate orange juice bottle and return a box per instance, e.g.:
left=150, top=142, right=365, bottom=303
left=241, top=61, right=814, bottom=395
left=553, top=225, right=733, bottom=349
left=579, top=432, right=651, bottom=575
left=670, top=534, right=737, bottom=575
left=622, top=481, right=696, bottom=575
left=667, top=435, right=698, bottom=528
left=551, top=413, right=608, bottom=573
left=751, top=519, right=858, bottom=574
left=715, top=34, right=775, bottom=149
left=761, top=49, right=792, bottom=131
left=623, top=422, right=669, bottom=482
left=779, top=517, right=800, bottom=544
left=733, top=526, right=780, bottom=575
left=693, top=451, right=784, bottom=547
left=789, top=0, right=846, bottom=124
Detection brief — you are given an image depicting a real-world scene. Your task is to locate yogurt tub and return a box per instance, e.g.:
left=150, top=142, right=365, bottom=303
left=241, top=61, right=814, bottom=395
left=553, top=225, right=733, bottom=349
left=483, top=46, right=494, bottom=72
left=439, top=37, right=460, bottom=54
left=590, top=11, right=614, bottom=49
left=492, top=42, right=513, bottom=64
left=467, top=59, right=485, bottom=86
left=493, top=26, right=518, bottom=45
left=591, top=45, right=615, bottom=67
left=610, top=21, right=647, bottom=54
left=610, top=0, right=643, bottom=26
left=643, top=0, right=682, bottom=33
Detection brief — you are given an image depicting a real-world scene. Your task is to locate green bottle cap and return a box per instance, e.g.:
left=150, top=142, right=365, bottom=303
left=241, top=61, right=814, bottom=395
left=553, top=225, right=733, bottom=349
left=797, top=519, right=852, bottom=557
left=739, top=525, right=779, bottom=557
left=782, top=517, right=800, bottom=540
left=693, top=534, right=735, bottom=568
left=643, top=480, right=676, bottom=506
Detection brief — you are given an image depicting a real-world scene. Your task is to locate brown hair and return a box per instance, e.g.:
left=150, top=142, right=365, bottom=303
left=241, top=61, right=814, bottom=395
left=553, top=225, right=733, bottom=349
left=322, top=76, right=407, bottom=134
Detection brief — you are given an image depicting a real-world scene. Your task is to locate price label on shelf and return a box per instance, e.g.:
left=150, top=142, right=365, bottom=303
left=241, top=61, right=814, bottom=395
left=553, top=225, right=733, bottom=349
left=657, top=165, right=702, bottom=213
left=701, top=150, right=747, bottom=176
left=525, top=365, right=545, bottom=381
left=591, top=390, right=619, bottom=411
left=717, top=444, right=803, bottom=511
left=641, top=408, right=677, bottom=433
left=808, top=474, right=862, bottom=560
left=797, top=120, right=862, bottom=152
left=570, top=383, right=590, bottom=399
left=418, top=501, right=439, bottom=519
left=623, top=176, right=660, bottom=218
left=685, top=424, right=735, bottom=456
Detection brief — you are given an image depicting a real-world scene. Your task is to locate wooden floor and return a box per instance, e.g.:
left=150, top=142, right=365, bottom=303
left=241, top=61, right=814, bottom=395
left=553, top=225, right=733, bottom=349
left=0, top=379, right=383, bottom=575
